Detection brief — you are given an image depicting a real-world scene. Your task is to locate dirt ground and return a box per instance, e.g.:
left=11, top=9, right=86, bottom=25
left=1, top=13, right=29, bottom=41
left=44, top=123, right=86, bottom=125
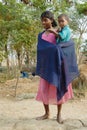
left=0, top=77, right=87, bottom=130
left=0, top=76, right=39, bottom=98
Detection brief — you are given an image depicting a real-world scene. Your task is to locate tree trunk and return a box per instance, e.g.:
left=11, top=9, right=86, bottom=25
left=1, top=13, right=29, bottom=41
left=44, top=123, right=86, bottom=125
left=77, top=33, right=83, bottom=64
left=17, top=52, right=22, bottom=70
left=5, top=44, right=10, bottom=72
left=26, top=51, right=30, bottom=68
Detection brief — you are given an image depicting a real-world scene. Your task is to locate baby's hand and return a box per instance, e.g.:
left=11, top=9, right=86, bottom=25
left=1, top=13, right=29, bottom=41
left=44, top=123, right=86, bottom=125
left=47, top=28, right=56, bottom=33
left=47, top=28, right=58, bottom=37
left=57, top=27, right=61, bottom=32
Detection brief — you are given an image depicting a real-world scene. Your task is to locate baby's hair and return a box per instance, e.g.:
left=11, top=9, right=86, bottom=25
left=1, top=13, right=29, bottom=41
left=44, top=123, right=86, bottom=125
left=58, top=14, right=69, bottom=22
left=41, top=11, right=57, bottom=27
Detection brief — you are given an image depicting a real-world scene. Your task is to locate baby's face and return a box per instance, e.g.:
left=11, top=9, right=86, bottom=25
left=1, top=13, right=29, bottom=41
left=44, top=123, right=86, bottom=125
left=58, top=17, right=68, bottom=28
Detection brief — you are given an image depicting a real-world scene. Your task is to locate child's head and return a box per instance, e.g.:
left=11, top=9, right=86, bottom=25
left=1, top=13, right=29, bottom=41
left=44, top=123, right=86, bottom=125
left=41, top=11, right=57, bottom=29
left=58, top=14, right=69, bottom=28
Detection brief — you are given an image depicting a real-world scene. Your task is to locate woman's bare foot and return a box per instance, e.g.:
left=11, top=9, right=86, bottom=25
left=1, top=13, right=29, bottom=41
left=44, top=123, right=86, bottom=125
left=57, top=114, right=63, bottom=124
left=36, top=114, right=49, bottom=120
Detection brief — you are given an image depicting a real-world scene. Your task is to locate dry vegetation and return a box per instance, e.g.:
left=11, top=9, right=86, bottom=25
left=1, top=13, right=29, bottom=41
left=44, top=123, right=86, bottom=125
left=0, top=76, right=39, bottom=98
left=0, top=64, right=87, bottom=99
left=72, top=64, right=87, bottom=98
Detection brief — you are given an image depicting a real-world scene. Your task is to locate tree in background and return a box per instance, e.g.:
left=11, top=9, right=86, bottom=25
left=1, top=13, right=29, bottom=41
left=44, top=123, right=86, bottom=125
left=0, top=0, right=42, bottom=72
left=0, top=0, right=87, bottom=76
left=70, top=1, right=87, bottom=64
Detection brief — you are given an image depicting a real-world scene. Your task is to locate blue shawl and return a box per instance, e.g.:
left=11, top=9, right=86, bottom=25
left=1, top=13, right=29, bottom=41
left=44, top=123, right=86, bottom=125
left=36, top=32, right=79, bottom=100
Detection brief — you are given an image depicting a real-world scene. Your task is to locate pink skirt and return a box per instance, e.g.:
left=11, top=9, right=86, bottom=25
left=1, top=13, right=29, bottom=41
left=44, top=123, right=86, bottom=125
left=36, top=78, right=73, bottom=105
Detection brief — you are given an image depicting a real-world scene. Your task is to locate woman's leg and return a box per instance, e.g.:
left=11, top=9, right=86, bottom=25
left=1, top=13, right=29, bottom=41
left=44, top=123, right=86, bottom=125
left=57, top=104, right=63, bottom=123
left=36, top=103, right=50, bottom=120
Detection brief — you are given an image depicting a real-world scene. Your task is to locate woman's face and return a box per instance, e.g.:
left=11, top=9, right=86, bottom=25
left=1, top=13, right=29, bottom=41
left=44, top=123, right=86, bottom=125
left=41, top=17, right=52, bottom=29
left=58, top=17, right=68, bottom=28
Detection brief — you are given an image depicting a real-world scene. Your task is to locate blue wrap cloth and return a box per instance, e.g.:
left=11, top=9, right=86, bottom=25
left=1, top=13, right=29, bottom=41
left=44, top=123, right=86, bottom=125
left=36, top=32, right=79, bottom=100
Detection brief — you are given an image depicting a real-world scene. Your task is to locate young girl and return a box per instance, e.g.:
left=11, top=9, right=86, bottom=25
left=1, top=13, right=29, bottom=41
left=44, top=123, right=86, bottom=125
left=48, top=14, right=71, bottom=44
left=36, top=11, right=74, bottom=123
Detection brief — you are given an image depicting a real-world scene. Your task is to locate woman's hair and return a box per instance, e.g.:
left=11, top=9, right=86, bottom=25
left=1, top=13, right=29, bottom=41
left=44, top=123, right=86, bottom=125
left=41, top=11, right=57, bottom=27
left=58, top=14, right=69, bottom=22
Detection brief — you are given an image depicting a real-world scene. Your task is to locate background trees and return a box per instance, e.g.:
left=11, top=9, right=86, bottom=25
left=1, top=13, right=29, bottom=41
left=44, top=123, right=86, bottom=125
left=0, top=0, right=87, bottom=77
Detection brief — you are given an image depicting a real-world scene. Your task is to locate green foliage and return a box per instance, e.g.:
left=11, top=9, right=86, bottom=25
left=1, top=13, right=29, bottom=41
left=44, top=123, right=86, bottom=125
left=76, top=2, right=87, bottom=15
left=0, top=0, right=87, bottom=69
left=0, top=0, right=41, bottom=67
left=32, top=0, right=47, bottom=10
